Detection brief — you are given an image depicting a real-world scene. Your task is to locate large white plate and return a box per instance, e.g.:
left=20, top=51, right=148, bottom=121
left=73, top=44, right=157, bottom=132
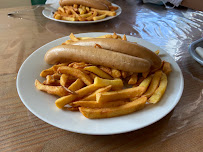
left=16, top=32, right=184, bottom=135
left=42, top=3, right=122, bottom=24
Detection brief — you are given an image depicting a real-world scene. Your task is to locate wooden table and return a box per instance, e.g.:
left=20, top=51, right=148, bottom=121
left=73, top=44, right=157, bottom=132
left=0, top=1, right=202, bottom=151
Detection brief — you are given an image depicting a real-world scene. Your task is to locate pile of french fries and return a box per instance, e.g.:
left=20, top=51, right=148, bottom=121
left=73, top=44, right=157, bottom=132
left=53, top=4, right=118, bottom=21
left=35, top=33, right=172, bottom=119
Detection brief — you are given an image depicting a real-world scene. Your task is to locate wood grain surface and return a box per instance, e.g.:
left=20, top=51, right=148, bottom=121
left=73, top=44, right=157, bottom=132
left=0, top=1, right=202, bottom=151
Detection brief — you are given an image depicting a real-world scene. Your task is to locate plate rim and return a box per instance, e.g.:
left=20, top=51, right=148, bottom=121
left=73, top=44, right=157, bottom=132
left=42, top=3, right=122, bottom=24
left=16, top=32, right=184, bottom=135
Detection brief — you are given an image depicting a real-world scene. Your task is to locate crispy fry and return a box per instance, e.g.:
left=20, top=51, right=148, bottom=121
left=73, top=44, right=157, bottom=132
left=60, top=74, right=69, bottom=87
left=112, top=32, right=118, bottom=39
left=35, top=80, right=70, bottom=97
left=155, top=50, right=160, bottom=55
left=69, top=33, right=80, bottom=41
left=80, top=11, right=92, bottom=18
left=84, top=66, right=112, bottom=79
left=52, top=63, right=69, bottom=72
left=93, top=14, right=106, bottom=21
left=111, top=69, right=121, bottom=78
left=43, top=79, right=60, bottom=86
left=58, top=7, right=65, bottom=13
left=79, top=96, right=147, bottom=119
left=58, top=66, right=93, bottom=85
left=89, top=73, right=97, bottom=80
left=121, top=71, right=128, bottom=78
left=86, top=10, right=97, bottom=21
left=128, top=73, right=138, bottom=85
left=96, top=86, right=145, bottom=103
left=45, top=75, right=55, bottom=84
left=142, top=70, right=150, bottom=78
left=68, top=78, right=85, bottom=92
left=162, top=61, right=172, bottom=75
left=139, top=75, right=153, bottom=93
left=54, top=14, right=61, bottom=20
left=91, top=8, right=116, bottom=16
left=122, top=34, right=127, bottom=41
left=148, top=73, right=167, bottom=104
left=109, top=6, right=119, bottom=11
left=61, top=16, right=76, bottom=21
left=55, top=84, right=100, bottom=108
left=40, top=67, right=54, bottom=77
left=99, top=66, right=112, bottom=76
left=81, top=85, right=112, bottom=101
left=94, top=77, right=123, bottom=90
left=71, top=100, right=127, bottom=108
left=143, top=71, right=162, bottom=98
left=94, top=43, right=102, bottom=48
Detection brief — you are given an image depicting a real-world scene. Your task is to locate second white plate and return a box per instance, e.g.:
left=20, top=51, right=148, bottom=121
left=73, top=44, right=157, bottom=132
left=17, top=32, right=184, bottom=135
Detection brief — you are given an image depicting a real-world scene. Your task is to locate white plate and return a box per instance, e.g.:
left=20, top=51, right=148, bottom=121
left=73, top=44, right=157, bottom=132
left=16, top=32, right=184, bottom=135
left=42, top=4, right=122, bottom=24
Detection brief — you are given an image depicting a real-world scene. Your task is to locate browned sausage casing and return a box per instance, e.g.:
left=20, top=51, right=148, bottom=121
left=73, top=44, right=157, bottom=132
left=59, top=0, right=109, bottom=10
left=44, top=45, right=151, bottom=73
left=71, top=38, right=162, bottom=71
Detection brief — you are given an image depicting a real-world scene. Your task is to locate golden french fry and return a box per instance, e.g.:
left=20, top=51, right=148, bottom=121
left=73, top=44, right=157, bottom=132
left=71, top=100, right=127, bottom=108
left=35, top=80, right=70, bottom=97
left=79, top=96, right=147, bottom=119
left=69, top=33, right=79, bottom=41
left=68, top=78, right=85, bottom=92
left=94, top=77, right=123, bottom=90
left=81, top=85, right=112, bottom=101
left=89, top=73, right=97, bottom=80
left=43, top=79, right=60, bottom=86
left=162, top=61, right=172, bottom=75
left=138, top=75, right=152, bottom=93
left=52, top=73, right=61, bottom=80
left=58, top=66, right=93, bottom=85
left=91, top=8, right=116, bottom=16
left=86, top=10, right=97, bottom=21
left=78, top=8, right=85, bottom=14
left=60, top=74, right=68, bottom=87
left=71, top=62, right=90, bottom=69
left=109, top=6, right=119, bottom=11
left=93, top=14, right=106, bottom=21
left=52, top=63, right=69, bottom=72
left=143, top=71, right=162, bottom=98
left=99, top=66, right=112, bottom=76
left=112, top=32, right=118, bottom=39
left=155, top=50, right=160, bottom=55
left=55, top=84, right=100, bottom=108
left=62, top=16, right=76, bottom=21
left=54, top=14, right=61, bottom=20
left=80, top=11, right=92, bottom=18
left=122, top=34, right=127, bottom=41
left=45, top=75, right=55, bottom=84
left=96, top=86, right=145, bottom=103
left=128, top=73, right=138, bottom=85
left=40, top=67, right=54, bottom=77
left=86, top=7, right=90, bottom=12
left=111, top=69, right=121, bottom=78
left=142, top=70, right=150, bottom=78
left=121, top=71, right=127, bottom=78
left=148, top=73, right=167, bottom=104
left=58, top=7, right=65, bottom=13
left=73, top=4, right=78, bottom=8
left=84, top=66, right=112, bottom=79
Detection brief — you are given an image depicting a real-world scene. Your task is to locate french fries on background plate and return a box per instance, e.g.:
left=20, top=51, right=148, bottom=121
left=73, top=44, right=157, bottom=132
left=53, top=4, right=118, bottom=22
left=35, top=33, right=172, bottom=119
